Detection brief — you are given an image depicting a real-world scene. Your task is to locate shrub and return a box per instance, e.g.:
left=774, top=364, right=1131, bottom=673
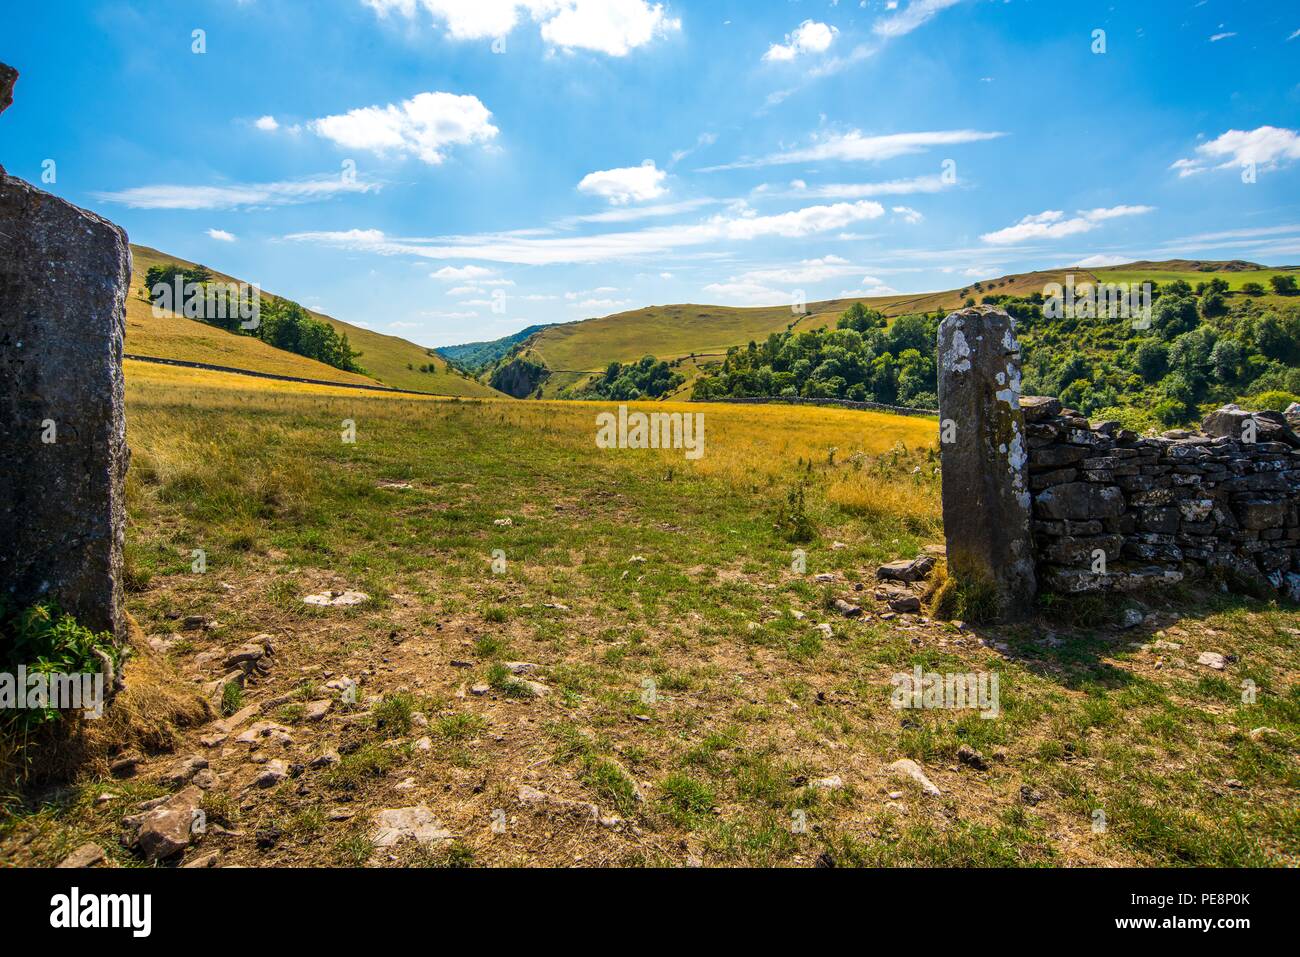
left=0, top=601, right=119, bottom=729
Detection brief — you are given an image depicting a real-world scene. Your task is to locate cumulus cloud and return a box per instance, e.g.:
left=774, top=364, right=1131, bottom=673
left=700, top=129, right=1003, bottom=171
left=363, top=0, right=679, bottom=56
left=284, top=200, right=887, bottom=265
left=309, top=91, right=498, bottom=164
left=1171, top=126, right=1300, bottom=177
left=206, top=228, right=237, bottom=242
left=980, top=205, right=1154, bottom=245
left=254, top=115, right=279, bottom=131
left=93, top=174, right=380, bottom=210
left=577, top=160, right=667, bottom=205
left=764, top=20, right=837, bottom=62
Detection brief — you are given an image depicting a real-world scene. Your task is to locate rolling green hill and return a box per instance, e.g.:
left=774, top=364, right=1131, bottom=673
left=127, top=245, right=504, bottom=398
left=488, top=260, right=1299, bottom=399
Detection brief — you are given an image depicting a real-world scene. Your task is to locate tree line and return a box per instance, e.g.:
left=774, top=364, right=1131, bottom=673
left=144, top=264, right=365, bottom=375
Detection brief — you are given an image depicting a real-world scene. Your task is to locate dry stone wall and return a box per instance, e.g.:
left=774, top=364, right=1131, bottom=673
left=1024, top=398, right=1300, bottom=600
left=937, top=305, right=1300, bottom=609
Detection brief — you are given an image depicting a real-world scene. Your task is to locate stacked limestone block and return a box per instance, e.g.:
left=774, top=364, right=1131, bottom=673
left=1023, top=396, right=1300, bottom=600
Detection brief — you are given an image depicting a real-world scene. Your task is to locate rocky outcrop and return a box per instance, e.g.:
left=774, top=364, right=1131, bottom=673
left=1026, top=400, right=1300, bottom=597
left=0, top=66, right=131, bottom=635
left=488, top=355, right=549, bottom=398
left=0, top=62, right=16, bottom=116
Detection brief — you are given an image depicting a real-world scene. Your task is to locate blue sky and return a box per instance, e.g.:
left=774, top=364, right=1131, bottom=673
left=4, top=0, right=1300, bottom=347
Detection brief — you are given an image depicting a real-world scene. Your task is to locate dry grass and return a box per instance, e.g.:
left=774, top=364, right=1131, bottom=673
left=2, top=364, right=1295, bottom=870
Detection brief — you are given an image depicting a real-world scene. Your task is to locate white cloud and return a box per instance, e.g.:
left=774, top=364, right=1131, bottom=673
left=729, top=256, right=857, bottom=285
left=285, top=200, right=887, bottom=265
left=1171, top=126, right=1300, bottom=177
left=700, top=129, right=1003, bottom=171
left=981, top=205, right=1154, bottom=245
left=541, top=0, right=680, bottom=55
left=783, top=173, right=952, bottom=199
left=670, top=132, right=716, bottom=165
left=577, top=160, right=667, bottom=205
left=1209, top=32, right=1236, bottom=42
left=569, top=298, right=629, bottom=310
left=764, top=20, right=838, bottom=62
left=704, top=257, right=892, bottom=305
left=701, top=280, right=790, bottom=305
left=1069, top=254, right=1130, bottom=268
left=363, top=0, right=679, bottom=56
left=309, top=91, right=498, bottom=164
left=93, top=173, right=380, bottom=210
left=560, top=197, right=720, bottom=225
left=431, top=264, right=496, bottom=281
left=1289, top=28, right=1300, bottom=41
left=837, top=276, right=898, bottom=296
left=874, top=0, right=961, bottom=39
left=892, top=205, right=923, bottom=224
left=206, top=228, right=237, bottom=242
left=254, top=115, right=279, bottom=131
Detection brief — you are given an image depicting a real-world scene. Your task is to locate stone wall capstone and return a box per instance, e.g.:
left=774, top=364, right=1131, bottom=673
left=1, top=62, right=132, bottom=636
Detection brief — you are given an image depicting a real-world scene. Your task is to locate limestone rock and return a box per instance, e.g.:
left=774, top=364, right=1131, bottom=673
left=1020, top=395, right=1063, bottom=423
left=1197, top=651, right=1227, bottom=670
left=57, top=842, right=106, bottom=868
left=255, top=759, right=289, bottom=787
left=888, top=758, right=941, bottom=796
left=159, top=754, right=209, bottom=787
left=876, top=555, right=936, bottom=583
left=1035, top=483, right=1125, bottom=521
left=127, top=786, right=202, bottom=861
left=371, top=805, right=453, bottom=848
left=833, top=598, right=863, bottom=618
left=302, top=589, right=369, bottom=607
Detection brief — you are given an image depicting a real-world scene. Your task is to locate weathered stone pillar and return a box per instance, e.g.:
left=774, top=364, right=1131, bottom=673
left=1, top=62, right=131, bottom=637
left=937, top=306, right=1036, bottom=618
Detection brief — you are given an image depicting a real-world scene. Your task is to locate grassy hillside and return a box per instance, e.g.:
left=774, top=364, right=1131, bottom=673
left=128, top=245, right=503, bottom=398
left=6, top=368, right=1296, bottom=867
left=124, top=294, right=383, bottom=388
left=498, top=261, right=1300, bottom=399
left=436, top=324, right=553, bottom=373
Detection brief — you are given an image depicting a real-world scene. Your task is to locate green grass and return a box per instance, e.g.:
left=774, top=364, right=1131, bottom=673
left=4, top=364, right=1294, bottom=868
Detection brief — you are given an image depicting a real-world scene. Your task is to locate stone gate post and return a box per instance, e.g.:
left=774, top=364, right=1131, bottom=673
left=937, top=306, right=1036, bottom=618
left=0, top=63, right=131, bottom=636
